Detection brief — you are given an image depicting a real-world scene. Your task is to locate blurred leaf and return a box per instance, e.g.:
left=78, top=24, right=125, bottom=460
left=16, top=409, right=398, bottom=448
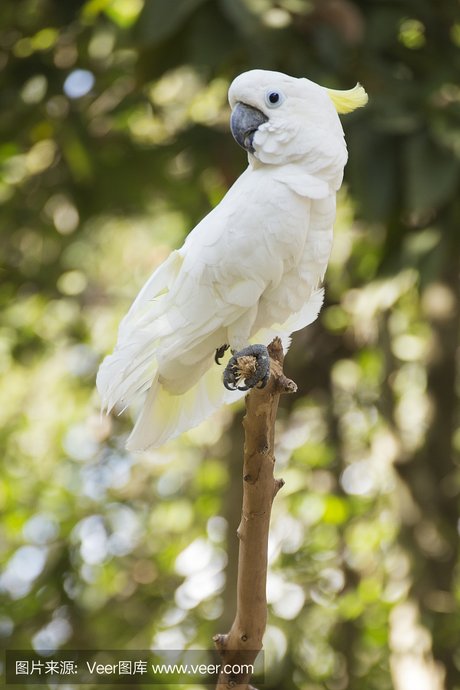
left=135, top=0, right=210, bottom=45
left=322, top=496, right=350, bottom=525
left=293, top=442, right=334, bottom=468
left=218, top=0, right=260, bottom=36
left=105, top=0, right=144, bottom=27
left=346, top=127, right=398, bottom=221
left=404, top=133, right=460, bottom=213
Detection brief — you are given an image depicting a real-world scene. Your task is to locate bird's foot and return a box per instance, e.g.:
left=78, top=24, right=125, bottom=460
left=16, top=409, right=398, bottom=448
left=223, top=344, right=270, bottom=391
left=215, top=344, right=230, bottom=365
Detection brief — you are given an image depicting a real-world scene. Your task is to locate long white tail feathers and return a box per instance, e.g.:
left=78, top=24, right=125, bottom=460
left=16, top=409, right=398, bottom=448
left=100, top=288, right=325, bottom=451
left=125, top=288, right=324, bottom=450
left=96, top=344, right=159, bottom=414
left=126, top=366, right=245, bottom=451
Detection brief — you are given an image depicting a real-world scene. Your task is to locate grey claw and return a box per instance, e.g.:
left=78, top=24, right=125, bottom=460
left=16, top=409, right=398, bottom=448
left=215, top=344, right=230, bottom=365
left=223, top=344, right=270, bottom=391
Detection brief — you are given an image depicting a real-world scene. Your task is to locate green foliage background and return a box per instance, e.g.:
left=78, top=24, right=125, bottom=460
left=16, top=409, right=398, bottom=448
left=1, top=0, right=460, bottom=688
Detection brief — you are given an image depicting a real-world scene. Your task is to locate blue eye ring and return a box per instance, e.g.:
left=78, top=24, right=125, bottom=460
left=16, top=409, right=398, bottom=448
left=264, top=89, right=285, bottom=108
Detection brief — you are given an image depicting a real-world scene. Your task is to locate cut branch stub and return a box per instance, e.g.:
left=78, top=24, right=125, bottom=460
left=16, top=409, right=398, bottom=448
left=214, top=337, right=296, bottom=689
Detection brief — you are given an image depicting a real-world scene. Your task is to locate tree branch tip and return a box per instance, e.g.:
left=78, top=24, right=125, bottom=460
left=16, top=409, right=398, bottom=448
left=213, top=633, right=228, bottom=650
left=267, top=336, right=284, bottom=363
left=274, top=477, right=285, bottom=496
left=276, top=375, right=297, bottom=394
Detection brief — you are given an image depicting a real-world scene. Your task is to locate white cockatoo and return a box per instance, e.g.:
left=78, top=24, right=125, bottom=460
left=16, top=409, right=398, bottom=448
left=97, top=69, right=367, bottom=450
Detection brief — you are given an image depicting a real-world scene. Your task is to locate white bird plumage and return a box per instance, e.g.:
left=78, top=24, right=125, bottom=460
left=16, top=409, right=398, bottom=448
left=97, top=69, right=367, bottom=450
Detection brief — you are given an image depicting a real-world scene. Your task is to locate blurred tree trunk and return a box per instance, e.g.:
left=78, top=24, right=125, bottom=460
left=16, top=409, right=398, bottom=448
left=394, top=223, right=460, bottom=687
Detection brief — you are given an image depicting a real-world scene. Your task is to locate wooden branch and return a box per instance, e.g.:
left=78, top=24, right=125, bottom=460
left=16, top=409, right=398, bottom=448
left=213, top=337, right=297, bottom=689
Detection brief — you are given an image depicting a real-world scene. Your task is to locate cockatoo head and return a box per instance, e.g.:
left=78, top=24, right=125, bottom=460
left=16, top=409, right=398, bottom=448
left=228, top=69, right=367, bottom=175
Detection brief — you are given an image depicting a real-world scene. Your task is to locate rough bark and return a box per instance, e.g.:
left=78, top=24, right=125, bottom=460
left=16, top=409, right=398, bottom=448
left=213, top=337, right=297, bottom=689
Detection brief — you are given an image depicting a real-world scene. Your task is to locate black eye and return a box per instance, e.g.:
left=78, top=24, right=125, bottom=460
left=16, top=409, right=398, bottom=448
left=265, top=89, right=285, bottom=108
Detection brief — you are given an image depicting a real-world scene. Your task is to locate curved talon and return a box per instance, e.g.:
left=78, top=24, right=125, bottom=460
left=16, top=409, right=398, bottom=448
left=215, top=343, right=230, bottom=365
left=223, top=344, right=270, bottom=391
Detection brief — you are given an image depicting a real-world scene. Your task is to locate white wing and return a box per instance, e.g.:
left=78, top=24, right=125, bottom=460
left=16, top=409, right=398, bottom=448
left=98, top=164, right=332, bottom=450
left=97, top=167, right=276, bottom=415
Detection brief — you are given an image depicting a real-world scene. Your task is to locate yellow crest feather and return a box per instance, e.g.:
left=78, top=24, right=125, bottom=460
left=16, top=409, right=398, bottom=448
left=326, top=83, right=368, bottom=114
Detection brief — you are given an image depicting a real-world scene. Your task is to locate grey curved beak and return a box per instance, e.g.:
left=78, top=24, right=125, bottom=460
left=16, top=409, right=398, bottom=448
left=230, top=102, right=268, bottom=153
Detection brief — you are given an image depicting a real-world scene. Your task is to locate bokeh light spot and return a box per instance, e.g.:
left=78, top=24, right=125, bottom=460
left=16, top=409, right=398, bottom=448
left=63, top=69, right=95, bottom=99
